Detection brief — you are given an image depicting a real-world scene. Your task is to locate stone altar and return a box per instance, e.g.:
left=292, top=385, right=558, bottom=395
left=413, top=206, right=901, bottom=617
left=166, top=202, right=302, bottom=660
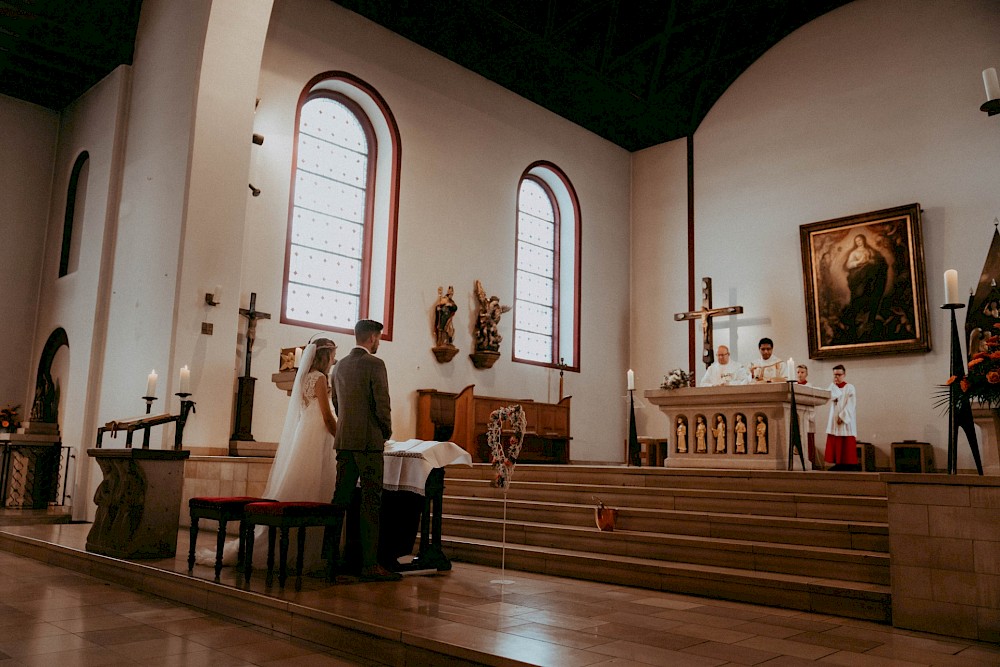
left=645, top=383, right=829, bottom=470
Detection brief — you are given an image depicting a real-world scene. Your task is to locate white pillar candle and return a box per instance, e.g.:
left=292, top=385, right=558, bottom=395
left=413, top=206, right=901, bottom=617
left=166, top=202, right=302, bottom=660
left=146, top=370, right=157, bottom=397
left=294, top=347, right=303, bottom=367
left=214, top=284, right=222, bottom=302
left=179, top=365, right=191, bottom=394
left=627, top=369, right=635, bottom=391
left=984, top=67, right=1000, bottom=101
left=944, top=269, right=960, bottom=305
left=788, top=358, right=794, bottom=380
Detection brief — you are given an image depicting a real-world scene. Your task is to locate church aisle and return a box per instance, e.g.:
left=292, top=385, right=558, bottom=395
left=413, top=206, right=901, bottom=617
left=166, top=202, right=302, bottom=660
left=0, top=547, right=373, bottom=666
left=1, top=524, right=999, bottom=666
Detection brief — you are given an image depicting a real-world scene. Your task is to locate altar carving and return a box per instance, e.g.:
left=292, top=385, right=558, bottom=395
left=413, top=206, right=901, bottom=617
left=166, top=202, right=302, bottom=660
left=416, top=386, right=570, bottom=463
left=646, top=384, right=828, bottom=470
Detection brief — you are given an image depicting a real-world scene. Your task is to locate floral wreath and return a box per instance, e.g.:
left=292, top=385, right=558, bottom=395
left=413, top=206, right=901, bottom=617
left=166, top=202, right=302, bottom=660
left=488, top=404, right=527, bottom=489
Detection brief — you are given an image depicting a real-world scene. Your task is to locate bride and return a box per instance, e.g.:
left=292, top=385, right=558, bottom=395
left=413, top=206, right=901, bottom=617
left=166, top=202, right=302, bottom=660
left=198, top=338, right=338, bottom=569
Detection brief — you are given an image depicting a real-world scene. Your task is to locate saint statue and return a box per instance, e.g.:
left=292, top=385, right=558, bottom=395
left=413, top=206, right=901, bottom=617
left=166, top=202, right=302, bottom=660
left=676, top=417, right=687, bottom=453
left=695, top=415, right=707, bottom=453
left=433, top=286, right=458, bottom=348
left=713, top=415, right=727, bottom=453
left=755, top=415, right=768, bottom=454
left=734, top=414, right=747, bottom=454
left=473, top=280, right=511, bottom=353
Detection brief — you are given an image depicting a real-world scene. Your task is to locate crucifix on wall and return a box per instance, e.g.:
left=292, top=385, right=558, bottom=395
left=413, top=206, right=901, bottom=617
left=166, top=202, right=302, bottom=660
left=674, top=277, right=744, bottom=368
left=232, top=292, right=271, bottom=443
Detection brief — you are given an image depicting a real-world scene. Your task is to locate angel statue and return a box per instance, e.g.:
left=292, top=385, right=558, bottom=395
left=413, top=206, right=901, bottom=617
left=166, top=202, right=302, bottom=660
left=473, top=279, right=511, bottom=353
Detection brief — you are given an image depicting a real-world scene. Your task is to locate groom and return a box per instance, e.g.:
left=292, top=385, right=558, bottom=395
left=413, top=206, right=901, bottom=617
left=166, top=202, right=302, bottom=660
left=328, top=319, right=399, bottom=581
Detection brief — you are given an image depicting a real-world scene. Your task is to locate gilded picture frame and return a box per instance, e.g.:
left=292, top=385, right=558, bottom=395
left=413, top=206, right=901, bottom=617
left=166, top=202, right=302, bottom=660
left=799, top=203, right=931, bottom=359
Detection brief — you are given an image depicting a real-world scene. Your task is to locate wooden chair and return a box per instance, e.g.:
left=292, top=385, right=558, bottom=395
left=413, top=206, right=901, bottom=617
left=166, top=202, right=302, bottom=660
left=187, top=496, right=273, bottom=579
left=242, top=501, right=343, bottom=590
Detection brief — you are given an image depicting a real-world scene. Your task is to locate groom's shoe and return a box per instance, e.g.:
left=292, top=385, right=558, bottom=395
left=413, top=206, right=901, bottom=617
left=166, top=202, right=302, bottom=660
left=360, top=564, right=402, bottom=582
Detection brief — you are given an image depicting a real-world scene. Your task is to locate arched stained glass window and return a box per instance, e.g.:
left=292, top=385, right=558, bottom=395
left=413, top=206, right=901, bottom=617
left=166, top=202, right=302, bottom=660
left=513, top=162, right=581, bottom=369
left=282, top=72, right=400, bottom=338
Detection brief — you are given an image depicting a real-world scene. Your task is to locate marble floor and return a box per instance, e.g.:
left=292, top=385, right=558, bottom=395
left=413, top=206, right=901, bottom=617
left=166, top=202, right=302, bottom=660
left=0, top=523, right=998, bottom=667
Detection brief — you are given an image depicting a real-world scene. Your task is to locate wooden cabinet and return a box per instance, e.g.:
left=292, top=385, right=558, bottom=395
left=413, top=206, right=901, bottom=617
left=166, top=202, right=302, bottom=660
left=417, top=386, right=571, bottom=463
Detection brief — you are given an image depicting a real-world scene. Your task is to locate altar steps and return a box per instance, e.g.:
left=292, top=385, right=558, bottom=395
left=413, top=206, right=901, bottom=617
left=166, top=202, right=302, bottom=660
left=438, top=465, right=891, bottom=622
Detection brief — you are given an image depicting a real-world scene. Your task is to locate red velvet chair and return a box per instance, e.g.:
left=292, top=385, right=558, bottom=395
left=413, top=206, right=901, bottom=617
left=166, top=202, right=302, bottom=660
left=242, top=501, right=343, bottom=590
left=187, top=496, right=274, bottom=579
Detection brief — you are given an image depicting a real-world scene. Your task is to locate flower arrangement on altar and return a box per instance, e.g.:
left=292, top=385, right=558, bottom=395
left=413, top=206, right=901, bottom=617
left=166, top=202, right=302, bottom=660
left=660, top=368, right=693, bottom=390
left=487, top=404, right=526, bottom=489
left=0, top=404, right=20, bottom=432
left=948, top=325, right=1000, bottom=408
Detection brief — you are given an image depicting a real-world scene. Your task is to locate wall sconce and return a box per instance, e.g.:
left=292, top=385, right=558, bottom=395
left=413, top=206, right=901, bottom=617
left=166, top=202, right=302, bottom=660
left=248, top=183, right=261, bottom=197
left=983, top=67, right=1000, bottom=116
left=252, top=133, right=264, bottom=145
left=205, top=285, right=221, bottom=307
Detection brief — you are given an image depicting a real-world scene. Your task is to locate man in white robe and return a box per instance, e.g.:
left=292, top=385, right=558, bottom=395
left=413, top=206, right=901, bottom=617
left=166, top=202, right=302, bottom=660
left=749, top=337, right=786, bottom=383
left=700, top=345, right=748, bottom=386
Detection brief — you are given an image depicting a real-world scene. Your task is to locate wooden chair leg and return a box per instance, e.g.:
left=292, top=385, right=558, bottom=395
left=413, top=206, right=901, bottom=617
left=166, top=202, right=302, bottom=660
left=188, top=516, right=199, bottom=571
left=244, top=524, right=255, bottom=585
left=295, top=527, right=307, bottom=591
left=214, top=518, right=227, bottom=580
left=266, top=526, right=277, bottom=587
left=278, top=527, right=290, bottom=588
left=236, top=520, right=248, bottom=571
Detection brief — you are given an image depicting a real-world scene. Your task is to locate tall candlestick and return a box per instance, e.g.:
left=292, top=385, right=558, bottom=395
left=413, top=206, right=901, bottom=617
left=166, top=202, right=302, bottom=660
left=944, top=269, right=959, bottom=305
left=627, top=369, right=635, bottom=391
left=984, top=67, right=1000, bottom=102
left=179, top=365, right=191, bottom=394
left=146, top=370, right=158, bottom=397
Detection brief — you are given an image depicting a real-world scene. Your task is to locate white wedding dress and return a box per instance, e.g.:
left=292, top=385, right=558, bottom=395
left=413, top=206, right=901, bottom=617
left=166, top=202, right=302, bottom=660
left=197, top=344, right=336, bottom=570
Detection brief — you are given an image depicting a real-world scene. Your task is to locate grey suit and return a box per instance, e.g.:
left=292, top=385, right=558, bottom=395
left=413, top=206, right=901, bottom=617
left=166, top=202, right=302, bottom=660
left=329, top=347, right=392, bottom=570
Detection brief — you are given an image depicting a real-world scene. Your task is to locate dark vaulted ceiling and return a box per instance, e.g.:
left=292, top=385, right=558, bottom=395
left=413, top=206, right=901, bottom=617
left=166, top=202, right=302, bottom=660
left=0, top=0, right=850, bottom=151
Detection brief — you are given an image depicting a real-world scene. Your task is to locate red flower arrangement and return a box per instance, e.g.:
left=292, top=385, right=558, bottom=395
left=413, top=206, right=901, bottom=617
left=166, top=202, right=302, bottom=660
left=947, top=325, right=1000, bottom=408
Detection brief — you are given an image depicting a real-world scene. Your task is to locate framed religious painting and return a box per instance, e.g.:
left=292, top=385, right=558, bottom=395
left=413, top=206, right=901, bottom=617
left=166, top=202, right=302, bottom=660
left=799, top=203, right=931, bottom=359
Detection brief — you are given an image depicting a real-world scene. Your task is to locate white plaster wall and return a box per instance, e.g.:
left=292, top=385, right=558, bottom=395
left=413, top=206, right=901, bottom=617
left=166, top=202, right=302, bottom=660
left=631, top=138, right=689, bottom=438
left=171, top=0, right=273, bottom=448
left=26, top=68, right=130, bottom=521
left=97, top=0, right=210, bottom=444
left=633, top=0, right=1000, bottom=470
left=244, top=0, right=632, bottom=461
left=0, top=96, right=56, bottom=409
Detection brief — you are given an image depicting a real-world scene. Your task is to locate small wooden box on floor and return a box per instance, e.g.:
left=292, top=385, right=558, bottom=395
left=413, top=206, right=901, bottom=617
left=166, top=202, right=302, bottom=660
left=417, top=385, right=570, bottom=463
left=891, top=441, right=934, bottom=473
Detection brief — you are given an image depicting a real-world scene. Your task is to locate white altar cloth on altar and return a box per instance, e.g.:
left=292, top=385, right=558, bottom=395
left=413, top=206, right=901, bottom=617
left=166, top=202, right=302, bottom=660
left=382, top=439, right=472, bottom=494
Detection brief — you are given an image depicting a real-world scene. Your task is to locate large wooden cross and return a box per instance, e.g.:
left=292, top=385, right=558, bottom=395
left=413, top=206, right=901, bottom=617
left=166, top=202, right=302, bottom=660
left=239, top=292, right=271, bottom=378
left=674, top=277, right=744, bottom=368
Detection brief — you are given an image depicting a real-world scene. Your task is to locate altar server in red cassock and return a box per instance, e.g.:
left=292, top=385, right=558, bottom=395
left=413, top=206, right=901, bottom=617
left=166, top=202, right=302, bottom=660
left=824, top=364, right=858, bottom=470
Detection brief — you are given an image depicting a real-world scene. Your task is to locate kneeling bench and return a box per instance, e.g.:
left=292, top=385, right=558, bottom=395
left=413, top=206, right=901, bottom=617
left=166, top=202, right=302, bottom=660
left=188, top=496, right=273, bottom=579
left=242, top=501, right=343, bottom=589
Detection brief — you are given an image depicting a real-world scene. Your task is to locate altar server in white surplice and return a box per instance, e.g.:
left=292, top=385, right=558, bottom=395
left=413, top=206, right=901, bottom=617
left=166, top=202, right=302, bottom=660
left=700, top=345, right=748, bottom=386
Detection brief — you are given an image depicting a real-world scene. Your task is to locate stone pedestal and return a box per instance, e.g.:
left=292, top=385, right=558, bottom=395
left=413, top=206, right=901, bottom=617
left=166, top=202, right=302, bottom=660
left=0, top=433, right=61, bottom=509
left=971, top=405, right=1000, bottom=475
left=645, top=383, right=830, bottom=470
left=86, top=448, right=190, bottom=559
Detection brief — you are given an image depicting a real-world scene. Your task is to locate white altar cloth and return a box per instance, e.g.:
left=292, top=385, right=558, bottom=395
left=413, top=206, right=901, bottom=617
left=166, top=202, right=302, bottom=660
left=382, top=439, right=472, bottom=495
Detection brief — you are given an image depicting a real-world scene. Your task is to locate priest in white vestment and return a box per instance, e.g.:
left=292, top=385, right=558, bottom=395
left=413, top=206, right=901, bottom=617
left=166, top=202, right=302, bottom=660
left=700, top=345, right=748, bottom=386
left=748, top=337, right=786, bottom=382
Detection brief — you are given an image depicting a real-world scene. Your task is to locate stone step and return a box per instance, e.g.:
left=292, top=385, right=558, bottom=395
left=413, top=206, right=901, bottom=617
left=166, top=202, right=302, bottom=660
left=444, top=535, right=891, bottom=622
left=443, top=496, right=889, bottom=551
left=445, top=478, right=888, bottom=522
left=441, top=514, right=889, bottom=584
left=446, top=464, right=888, bottom=497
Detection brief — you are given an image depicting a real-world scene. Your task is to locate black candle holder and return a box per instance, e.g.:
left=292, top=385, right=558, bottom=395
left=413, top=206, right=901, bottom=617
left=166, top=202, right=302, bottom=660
left=142, top=396, right=157, bottom=415
left=943, top=303, right=965, bottom=474
left=627, top=388, right=640, bottom=466
left=786, top=380, right=806, bottom=471
left=175, top=392, right=196, bottom=450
